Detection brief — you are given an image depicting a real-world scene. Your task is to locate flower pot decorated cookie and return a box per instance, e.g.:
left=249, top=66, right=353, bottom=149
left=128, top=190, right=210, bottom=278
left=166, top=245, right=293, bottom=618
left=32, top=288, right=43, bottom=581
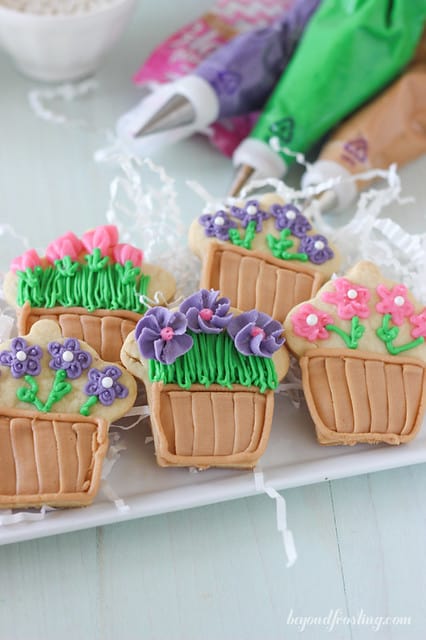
left=285, top=261, right=426, bottom=446
left=189, top=194, right=340, bottom=324
left=0, top=320, right=136, bottom=508
left=121, top=289, right=289, bottom=469
left=3, top=225, right=176, bottom=362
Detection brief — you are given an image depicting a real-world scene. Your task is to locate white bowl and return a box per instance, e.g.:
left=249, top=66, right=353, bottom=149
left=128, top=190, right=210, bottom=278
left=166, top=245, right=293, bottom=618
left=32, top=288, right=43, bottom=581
left=0, top=0, right=136, bottom=82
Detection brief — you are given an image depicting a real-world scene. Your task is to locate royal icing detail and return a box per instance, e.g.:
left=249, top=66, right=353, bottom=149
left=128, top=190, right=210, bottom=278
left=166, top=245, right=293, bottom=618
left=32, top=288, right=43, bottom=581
left=291, top=276, right=426, bottom=356
left=11, top=225, right=150, bottom=313
left=198, top=200, right=334, bottom=265
left=0, top=336, right=129, bottom=415
left=135, top=289, right=284, bottom=393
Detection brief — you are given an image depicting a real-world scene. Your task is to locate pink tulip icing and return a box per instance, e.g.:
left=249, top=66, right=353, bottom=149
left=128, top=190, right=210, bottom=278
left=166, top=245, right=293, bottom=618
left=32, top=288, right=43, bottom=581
left=46, top=232, right=83, bottom=263
left=10, top=249, right=42, bottom=273
left=81, top=225, right=119, bottom=256
left=112, top=243, right=143, bottom=266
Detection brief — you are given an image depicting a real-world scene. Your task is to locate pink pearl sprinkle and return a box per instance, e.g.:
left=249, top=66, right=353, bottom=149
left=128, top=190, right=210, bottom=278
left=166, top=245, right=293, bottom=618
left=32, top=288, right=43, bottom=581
left=251, top=326, right=265, bottom=339
left=160, top=327, right=174, bottom=341
left=199, top=308, right=213, bottom=321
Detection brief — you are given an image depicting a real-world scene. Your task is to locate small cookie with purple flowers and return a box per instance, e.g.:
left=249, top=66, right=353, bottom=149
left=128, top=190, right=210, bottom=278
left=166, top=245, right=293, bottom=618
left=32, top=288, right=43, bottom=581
left=0, top=319, right=136, bottom=509
left=121, top=288, right=289, bottom=469
left=189, top=193, right=340, bottom=324
left=285, top=261, right=426, bottom=446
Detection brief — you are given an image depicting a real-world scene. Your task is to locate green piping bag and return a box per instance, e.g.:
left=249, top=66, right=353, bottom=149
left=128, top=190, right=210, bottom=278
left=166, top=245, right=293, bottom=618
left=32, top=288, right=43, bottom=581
left=232, top=0, right=426, bottom=186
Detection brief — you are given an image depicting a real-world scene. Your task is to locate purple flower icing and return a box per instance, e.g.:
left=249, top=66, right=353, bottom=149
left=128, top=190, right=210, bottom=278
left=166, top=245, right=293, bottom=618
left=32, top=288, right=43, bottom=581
left=269, top=203, right=311, bottom=237
left=199, top=211, right=237, bottom=241
left=230, top=199, right=269, bottom=232
left=299, top=234, right=334, bottom=265
left=0, top=338, right=42, bottom=378
left=48, top=338, right=92, bottom=379
left=228, top=311, right=284, bottom=357
left=84, top=366, right=128, bottom=406
left=135, top=307, right=193, bottom=365
left=179, top=289, right=232, bottom=334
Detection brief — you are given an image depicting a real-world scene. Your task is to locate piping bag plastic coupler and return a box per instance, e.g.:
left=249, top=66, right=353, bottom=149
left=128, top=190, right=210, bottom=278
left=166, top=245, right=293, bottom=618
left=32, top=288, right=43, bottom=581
left=232, top=0, right=426, bottom=189
left=117, top=0, right=320, bottom=152
left=301, top=64, right=426, bottom=212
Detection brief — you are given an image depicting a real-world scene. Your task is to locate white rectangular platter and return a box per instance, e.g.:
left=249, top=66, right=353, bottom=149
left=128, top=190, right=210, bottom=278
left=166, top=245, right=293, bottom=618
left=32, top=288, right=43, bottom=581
left=1, top=392, right=426, bottom=546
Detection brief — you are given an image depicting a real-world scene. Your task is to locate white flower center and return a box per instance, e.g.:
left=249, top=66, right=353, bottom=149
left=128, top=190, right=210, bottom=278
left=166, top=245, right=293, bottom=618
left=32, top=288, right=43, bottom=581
left=394, top=295, right=405, bottom=307
left=214, top=215, right=225, bottom=226
left=246, top=204, right=257, bottom=216
left=286, top=210, right=296, bottom=220
left=101, top=376, right=114, bottom=389
left=347, top=289, right=358, bottom=300
left=62, top=350, right=74, bottom=362
left=314, top=240, right=325, bottom=250
left=306, top=313, right=318, bottom=326
left=16, top=350, right=27, bottom=362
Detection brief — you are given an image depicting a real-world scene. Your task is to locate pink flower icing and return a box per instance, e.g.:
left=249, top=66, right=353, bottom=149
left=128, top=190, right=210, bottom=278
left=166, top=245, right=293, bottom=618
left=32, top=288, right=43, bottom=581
left=322, top=278, right=371, bottom=320
left=10, top=249, right=42, bottom=272
left=376, top=284, right=414, bottom=326
left=81, top=225, right=118, bottom=256
left=112, top=243, right=143, bottom=266
left=291, top=303, right=333, bottom=342
left=45, top=231, right=83, bottom=263
left=410, top=309, right=426, bottom=339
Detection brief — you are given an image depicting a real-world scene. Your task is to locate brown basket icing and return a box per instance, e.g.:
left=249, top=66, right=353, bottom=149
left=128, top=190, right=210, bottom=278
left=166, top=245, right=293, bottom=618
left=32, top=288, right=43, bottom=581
left=301, top=349, right=426, bottom=445
left=18, top=302, right=140, bottom=363
left=200, top=241, right=326, bottom=324
left=0, top=408, right=108, bottom=508
left=150, top=382, right=275, bottom=468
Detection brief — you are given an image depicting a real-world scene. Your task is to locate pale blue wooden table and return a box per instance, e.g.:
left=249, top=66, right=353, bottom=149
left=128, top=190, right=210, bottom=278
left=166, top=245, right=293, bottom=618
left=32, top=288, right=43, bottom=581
left=0, top=2, right=425, bottom=639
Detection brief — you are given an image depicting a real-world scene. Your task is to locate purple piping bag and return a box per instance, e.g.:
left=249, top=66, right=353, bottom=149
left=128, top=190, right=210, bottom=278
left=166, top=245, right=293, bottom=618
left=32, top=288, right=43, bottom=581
left=116, top=0, right=320, bottom=149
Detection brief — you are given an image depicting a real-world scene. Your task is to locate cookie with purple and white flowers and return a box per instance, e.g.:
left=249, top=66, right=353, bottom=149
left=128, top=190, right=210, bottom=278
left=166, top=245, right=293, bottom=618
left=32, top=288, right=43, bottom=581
left=121, top=289, right=289, bottom=469
left=0, top=319, right=136, bottom=509
left=189, top=193, right=340, bottom=324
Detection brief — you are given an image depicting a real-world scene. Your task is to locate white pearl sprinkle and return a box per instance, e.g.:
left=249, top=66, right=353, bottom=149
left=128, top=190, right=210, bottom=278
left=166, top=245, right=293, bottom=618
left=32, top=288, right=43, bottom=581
left=101, top=376, right=114, bottom=389
left=394, top=295, right=405, bottom=307
left=314, top=240, right=325, bottom=250
left=214, top=215, right=225, bottom=226
left=16, top=350, right=27, bottom=362
left=62, top=350, right=74, bottom=362
left=306, top=314, right=318, bottom=326
left=286, top=210, right=296, bottom=220
left=246, top=204, right=257, bottom=216
left=347, top=289, right=358, bottom=300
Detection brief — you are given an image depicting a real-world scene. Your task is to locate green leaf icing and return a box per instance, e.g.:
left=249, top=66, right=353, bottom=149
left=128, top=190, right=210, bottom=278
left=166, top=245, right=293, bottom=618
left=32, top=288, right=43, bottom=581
left=266, top=229, right=308, bottom=261
left=376, top=313, right=425, bottom=355
left=228, top=220, right=257, bottom=250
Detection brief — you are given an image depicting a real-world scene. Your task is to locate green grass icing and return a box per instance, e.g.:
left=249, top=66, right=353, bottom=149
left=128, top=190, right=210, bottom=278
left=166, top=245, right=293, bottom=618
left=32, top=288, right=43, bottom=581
left=148, top=331, right=278, bottom=393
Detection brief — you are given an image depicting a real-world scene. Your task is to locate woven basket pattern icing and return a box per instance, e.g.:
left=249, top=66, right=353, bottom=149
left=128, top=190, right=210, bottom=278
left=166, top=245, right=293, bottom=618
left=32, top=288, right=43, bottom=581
left=19, top=303, right=140, bottom=363
left=301, top=349, right=426, bottom=445
left=151, top=383, right=274, bottom=468
left=201, top=242, right=325, bottom=324
left=0, top=409, right=108, bottom=508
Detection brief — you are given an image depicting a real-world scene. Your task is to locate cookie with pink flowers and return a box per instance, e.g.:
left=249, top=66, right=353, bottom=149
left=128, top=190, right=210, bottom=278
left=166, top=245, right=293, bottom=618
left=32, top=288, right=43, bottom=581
left=3, top=225, right=176, bottom=362
left=189, top=193, right=340, bottom=324
left=285, top=261, right=426, bottom=445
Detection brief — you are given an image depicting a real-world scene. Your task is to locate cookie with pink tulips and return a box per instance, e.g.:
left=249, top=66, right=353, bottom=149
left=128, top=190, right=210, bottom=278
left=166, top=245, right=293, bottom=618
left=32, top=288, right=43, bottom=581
left=284, top=261, right=426, bottom=445
left=189, top=193, right=341, bottom=324
left=3, top=225, right=176, bottom=362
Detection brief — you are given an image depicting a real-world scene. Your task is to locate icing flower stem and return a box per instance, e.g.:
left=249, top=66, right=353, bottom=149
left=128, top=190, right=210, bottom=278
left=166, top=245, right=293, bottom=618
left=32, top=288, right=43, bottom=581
left=80, top=395, right=99, bottom=416
left=228, top=220, right=257, bottom=250
left=16, top=370, right=72, bottom=412
left=377, top=313, right=424, bottom=355
left=325, top=316, right=365, bottom=350
left=266, top=229, right=308, bottom=261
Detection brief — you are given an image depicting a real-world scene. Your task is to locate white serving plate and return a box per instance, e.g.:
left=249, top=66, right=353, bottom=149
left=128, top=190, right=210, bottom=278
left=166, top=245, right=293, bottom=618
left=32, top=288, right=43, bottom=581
left=1, top=391, right=426, bottom=546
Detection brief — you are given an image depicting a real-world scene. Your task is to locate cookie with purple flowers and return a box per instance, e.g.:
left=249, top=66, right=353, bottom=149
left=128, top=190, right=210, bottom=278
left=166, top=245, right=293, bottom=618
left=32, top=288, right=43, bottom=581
left=189, top=193, right=340, bottom=324
left=0, top=319, right=136, bottom=509
left=121, top=289, right=289, bottom=469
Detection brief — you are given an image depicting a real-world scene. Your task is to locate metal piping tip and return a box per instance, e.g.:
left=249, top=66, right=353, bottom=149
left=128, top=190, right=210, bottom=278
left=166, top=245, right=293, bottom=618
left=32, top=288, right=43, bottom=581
left=228, top=164, right=256, bottom=197
left=134, top=94, right=196, bottom=138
